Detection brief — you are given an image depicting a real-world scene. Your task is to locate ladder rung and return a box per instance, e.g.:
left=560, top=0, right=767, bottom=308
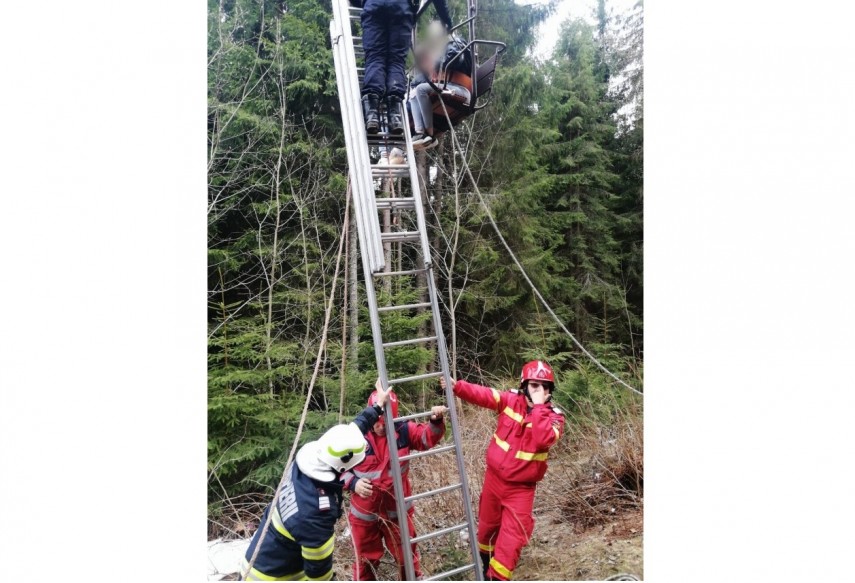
left=382, top=335, right=437, bottom=349
left=371, top=163, right=409, bottom=170
left=394, top=409, right=444, bottom=423
left=405, top=482, right=462, bottom=503
left=373, top=268, right=426, bottom=278
left=388, top=371, right=444, bottom=385
left=425, top=563, right=477, bottom=581
left=381, top=231, right=421, bottom=243
left=372, top=165, right=410, bottom=174
left=367, top=131, right=406, bottom=140
left=398, top=444, right=456, bottom=462
left=372, top=169, right=410, bottom=178
left=367, top=139, right=407, bottom=147
left=375, top=198, right=416, bottom=211
left=376, top=301, right=430, bottom=313
left=410, top=522, right=469, bottom=544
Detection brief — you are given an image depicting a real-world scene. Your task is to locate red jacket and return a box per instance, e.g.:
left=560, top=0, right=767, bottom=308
left=343, top=419, right=445, bottom=519
left=453, top=379, right=565, bottom=484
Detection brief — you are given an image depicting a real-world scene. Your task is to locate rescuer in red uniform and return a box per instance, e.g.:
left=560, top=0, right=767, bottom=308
left=342, top=387, right=448, bottom=580
left=440, top=360, right=565, bottom=581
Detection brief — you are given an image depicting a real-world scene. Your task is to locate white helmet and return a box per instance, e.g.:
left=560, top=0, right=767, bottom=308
left=296, top=423, right=367, bottom=482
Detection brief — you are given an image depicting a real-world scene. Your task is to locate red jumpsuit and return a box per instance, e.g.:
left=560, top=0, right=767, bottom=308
left=342, top=417, right=445, bottom=580
left=453, top=380, right=565, bottom=581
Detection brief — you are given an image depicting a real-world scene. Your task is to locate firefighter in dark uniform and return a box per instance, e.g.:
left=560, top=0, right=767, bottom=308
left=242, top=382, right=392, bottom=581
left=358, top=0, right=453, bottom=135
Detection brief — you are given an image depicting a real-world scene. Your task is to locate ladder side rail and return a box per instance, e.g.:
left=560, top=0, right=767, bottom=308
left=329, top=20, right=378, bottom=274
left=330, top=23, right=380, bottom=275
left=426, top=265, right=485, bottom=580
left=382, top=383, right=418, bottom=582
left=401, top=91, right=434, bottom=265
left=331, top=1, right=385, bottom=272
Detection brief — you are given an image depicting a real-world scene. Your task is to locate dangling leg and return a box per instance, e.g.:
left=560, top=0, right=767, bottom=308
left=411, top=83, right=436, bottom=148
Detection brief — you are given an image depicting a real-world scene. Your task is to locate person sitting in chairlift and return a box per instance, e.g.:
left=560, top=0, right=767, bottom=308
left=409, top=20, right=474, bottom=150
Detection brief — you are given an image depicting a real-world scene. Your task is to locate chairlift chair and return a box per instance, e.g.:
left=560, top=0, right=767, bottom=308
left=410, top=0, right=507, bottom=135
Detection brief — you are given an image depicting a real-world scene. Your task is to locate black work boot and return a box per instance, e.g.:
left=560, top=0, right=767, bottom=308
left=385, top=95, right=404, bottom=135
left=480, top=552, right=491, bottom=580
left=362, top=94, right=380, bottom=134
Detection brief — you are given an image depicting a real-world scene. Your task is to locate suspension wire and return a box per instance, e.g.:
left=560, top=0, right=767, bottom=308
left=242, top=183, right=352, bottom=580
left=434, top=99, right=643, bottom=396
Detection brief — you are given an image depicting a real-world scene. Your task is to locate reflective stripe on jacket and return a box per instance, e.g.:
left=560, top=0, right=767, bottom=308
left=453, top=379, right=564, bottom=483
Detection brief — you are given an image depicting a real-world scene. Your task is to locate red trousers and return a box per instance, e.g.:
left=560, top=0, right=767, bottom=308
left=349, top=509, right=422, bottom=580
left=476, top=468, right=536, bottom=581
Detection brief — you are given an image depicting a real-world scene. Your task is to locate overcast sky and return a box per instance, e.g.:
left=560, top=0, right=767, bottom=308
left=524, top=0, right=639, bottom=60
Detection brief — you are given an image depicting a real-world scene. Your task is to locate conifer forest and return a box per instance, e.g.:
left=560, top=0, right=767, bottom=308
left=208, top=1, right=643, bottom=578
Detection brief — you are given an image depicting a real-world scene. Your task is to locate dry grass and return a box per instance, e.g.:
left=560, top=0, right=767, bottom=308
left=210, top=394, right=644, bottom=581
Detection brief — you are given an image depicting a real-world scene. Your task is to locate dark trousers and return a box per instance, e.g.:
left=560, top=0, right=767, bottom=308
left=361, top=0, right=415, bottom=99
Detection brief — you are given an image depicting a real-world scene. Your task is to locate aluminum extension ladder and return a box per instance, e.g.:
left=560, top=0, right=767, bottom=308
left=329, top=1, right=483, bottom=580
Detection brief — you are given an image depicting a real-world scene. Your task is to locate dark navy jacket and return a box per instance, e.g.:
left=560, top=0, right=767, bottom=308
left=245, top=406, right=382, bottom=579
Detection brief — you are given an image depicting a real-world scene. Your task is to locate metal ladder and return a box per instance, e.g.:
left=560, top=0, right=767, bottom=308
left=329, top=1, right=482, bottom=580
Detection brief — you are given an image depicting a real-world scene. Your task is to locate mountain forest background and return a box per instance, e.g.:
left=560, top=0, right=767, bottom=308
left=207, top=0, right=644, bottom=563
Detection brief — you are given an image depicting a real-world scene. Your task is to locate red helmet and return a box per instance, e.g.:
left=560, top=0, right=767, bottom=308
left=368, top=389, right=399, bottom=422
left=520, top=360, right=555, bottom=385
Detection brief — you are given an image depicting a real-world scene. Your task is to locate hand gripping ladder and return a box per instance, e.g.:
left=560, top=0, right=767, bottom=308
left=330, top=1, right=483, bottom=580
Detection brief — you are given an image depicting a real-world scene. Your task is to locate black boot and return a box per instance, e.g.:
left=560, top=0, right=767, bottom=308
left=385, top=95, right=404, bottom=135
left=480, top=552, right=491, bottom=580
left=362, top=94, right=380, bottom=134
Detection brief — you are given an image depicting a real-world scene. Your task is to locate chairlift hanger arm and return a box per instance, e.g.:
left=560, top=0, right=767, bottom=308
left=416, top=0, right=435, bottom=19
left=416, top=0, right=454, bottom=29
left=450, top=15, right=476, bottom=35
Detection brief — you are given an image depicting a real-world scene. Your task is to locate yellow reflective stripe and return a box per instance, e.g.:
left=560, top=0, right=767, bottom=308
left=491, top=388, right=501, bottom=407
left=490, top=557, right=513, bottom=579
left=515, top=450, right=548, bottom=461
left=271, top=506, right=295, bottom=540
left=305, top=568, right=333, bottom=581
left=502, top=406, right=525, bottom=424
left=327, top=442, right=365, bottom=457
left=493, top=433, right=510, bottom=452
left=478, top=541, right=495, bottom=552
left=301, top=535, right=335, bottom=561
left=242, top=559, right=303, bottom=581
